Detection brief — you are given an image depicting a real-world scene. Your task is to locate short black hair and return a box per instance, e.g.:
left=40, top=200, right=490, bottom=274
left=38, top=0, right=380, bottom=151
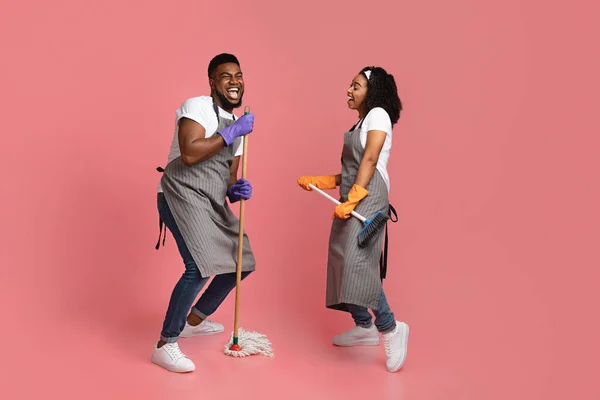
left=208, top=53, right=240, bottom=78
left=360, top=66, right=402, bottom=125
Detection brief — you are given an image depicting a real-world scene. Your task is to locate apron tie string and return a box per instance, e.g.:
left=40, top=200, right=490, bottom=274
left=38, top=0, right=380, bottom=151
left=155, top=216, right=167, bottom=250
left=155, top=167, right=167, bottom=249
left=379, top=204, right=398, bottom=281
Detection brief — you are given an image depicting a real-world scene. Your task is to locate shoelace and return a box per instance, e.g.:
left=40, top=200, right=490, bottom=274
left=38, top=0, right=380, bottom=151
left=165, top=343, right=186, bottom=359
left=383, top=335, right=394, bottom=354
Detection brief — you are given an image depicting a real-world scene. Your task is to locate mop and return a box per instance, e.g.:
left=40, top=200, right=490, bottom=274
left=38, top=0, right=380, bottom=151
left=224, top=106, right=273, bottom=358
left=308, top=184, right=388, bottom=247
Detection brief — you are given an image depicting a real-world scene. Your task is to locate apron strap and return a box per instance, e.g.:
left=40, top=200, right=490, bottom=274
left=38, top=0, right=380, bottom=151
left=349, top=118, right=364, bottom=133
left=213, top=99, right=220, bottom=124
left=379, top=204, right=398, bottom=281
left=212, top=98, right=236, bottom=123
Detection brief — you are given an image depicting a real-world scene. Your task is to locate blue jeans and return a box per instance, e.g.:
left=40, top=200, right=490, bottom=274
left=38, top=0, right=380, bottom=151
left=157, top=193, right=250, bottom=343
left=347, top=289, right=396, bottom=333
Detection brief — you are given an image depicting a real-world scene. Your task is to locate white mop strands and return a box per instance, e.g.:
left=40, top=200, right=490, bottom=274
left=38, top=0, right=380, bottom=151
left=224, top=328, right=274, bottom=358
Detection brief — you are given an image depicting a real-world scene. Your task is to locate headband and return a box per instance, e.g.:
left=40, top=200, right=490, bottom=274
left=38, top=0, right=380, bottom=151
left=363, top=70, right=372, bottom=80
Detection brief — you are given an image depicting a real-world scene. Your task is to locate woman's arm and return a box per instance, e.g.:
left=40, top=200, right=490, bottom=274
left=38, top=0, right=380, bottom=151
left=298, top=174, right=340, bottom=191
left=354, top=130, right=386, bottom=188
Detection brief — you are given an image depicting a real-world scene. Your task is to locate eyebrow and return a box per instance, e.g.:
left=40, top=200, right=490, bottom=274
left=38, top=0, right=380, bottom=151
left=220, top=72, right=243, bottom=77
left=353, top=81, right=362, bottom=87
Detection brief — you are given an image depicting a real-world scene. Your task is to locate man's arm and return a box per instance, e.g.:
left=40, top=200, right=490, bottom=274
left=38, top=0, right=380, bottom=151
left=229, top=156, right=240, bottom=187
left=178, top=117, right=226, bottom=166
left=226, top=156, right=252, bottom=203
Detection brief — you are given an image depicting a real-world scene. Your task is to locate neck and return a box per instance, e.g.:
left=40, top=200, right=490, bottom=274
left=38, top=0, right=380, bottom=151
left=358, top=105, right=367, bottom=120
left=212, top=93, right=233, bottom=114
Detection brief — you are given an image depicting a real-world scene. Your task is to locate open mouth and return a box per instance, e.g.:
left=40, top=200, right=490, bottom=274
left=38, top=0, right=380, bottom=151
left=347, top=96, right=354, bottom=101
left=227, top=87, right=240, bottom=100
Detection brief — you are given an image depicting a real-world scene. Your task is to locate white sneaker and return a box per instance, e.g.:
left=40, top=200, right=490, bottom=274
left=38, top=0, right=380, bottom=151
left=180, top=320, right=224, bottom=337
left=333, top=324, right=380, bottom=347
left=151, top=342, right=195, bottom=373
left=382, top=321, right=409, bottom=372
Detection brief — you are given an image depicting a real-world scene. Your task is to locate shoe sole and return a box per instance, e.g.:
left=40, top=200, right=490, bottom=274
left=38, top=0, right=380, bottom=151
left=333, top=337, right=380, bottom=347
left=151, top=358, right=195, bottom=373
left=180, top=329, right=224, bottom=338
left=387, top=322, right=409, bottom=373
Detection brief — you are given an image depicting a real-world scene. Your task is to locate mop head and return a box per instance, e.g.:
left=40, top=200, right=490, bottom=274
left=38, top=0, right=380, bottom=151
left=357, top=211, right=388, bottom=247
left=224, top=328, right=274, bottom=358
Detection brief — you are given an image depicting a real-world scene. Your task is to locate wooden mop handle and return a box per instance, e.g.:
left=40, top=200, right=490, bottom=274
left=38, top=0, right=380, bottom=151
left=233, top=107, right=250, bottom=342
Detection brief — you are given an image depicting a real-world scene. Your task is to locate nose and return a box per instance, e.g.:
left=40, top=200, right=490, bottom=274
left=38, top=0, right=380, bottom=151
left=230, top=76, right=240, bottom=85
left=347, top=87, right=352, bottom=95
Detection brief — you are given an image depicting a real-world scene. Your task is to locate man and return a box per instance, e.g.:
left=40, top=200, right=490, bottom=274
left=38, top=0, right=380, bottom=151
left=152, top=53, right=256, bottom=373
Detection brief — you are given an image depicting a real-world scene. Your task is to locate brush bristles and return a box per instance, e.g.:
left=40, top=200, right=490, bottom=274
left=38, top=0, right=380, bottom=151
left=357, top=211, right=388, bottom=247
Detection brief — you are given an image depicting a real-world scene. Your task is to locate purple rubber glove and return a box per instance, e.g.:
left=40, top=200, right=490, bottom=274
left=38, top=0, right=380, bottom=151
left=227, top=178, right=252, bottom=203
left=217, top=113, right=254, bottom=146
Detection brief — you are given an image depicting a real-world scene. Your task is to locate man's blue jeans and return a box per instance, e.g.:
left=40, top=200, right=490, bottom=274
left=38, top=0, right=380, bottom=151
left=157, top=193, right=250, bottom=343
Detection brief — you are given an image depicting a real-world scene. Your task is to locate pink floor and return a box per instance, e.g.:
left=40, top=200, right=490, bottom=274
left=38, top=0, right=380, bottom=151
left=3, top=284, right=586, bottom=400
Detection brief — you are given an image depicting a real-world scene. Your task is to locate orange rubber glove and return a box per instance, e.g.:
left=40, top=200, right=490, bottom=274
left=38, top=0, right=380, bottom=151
left=333, top=184, right=369, bottom=219
left=297, top=175, right=337, bottom=191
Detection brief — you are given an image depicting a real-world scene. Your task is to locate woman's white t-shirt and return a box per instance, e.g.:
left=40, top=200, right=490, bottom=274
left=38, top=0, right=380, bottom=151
left=157, top=96, right=244, bottom=192
left=357, top=107, right=393, bottom=192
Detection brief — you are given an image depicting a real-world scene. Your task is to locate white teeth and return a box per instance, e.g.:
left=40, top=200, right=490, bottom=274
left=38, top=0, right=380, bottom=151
left=227, top=88, right=240, bottom=99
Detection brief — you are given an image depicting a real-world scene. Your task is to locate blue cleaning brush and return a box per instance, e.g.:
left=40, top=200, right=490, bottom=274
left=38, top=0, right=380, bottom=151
left=308, top=184, right=388, bottom=247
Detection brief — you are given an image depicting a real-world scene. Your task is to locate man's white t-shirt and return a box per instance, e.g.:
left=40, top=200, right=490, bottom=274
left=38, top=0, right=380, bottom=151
left=357, top=107, right=393, bottom=192
left=157, top=96, right=244, bottom=193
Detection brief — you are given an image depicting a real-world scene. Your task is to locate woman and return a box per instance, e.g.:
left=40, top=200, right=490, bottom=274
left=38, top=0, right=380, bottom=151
left=297, top=66, right=408, bottom=373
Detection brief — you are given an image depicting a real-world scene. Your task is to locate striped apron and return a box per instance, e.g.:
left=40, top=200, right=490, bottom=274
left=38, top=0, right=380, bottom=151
left=326, top=120, right=391, bottom=311
left=158, top=99, right=256, bottom=277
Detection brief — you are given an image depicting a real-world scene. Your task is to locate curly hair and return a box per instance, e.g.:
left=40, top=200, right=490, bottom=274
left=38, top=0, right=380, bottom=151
left=207, top=53, right=240, bottom=78
left=360, top=66, right=402, bottom=125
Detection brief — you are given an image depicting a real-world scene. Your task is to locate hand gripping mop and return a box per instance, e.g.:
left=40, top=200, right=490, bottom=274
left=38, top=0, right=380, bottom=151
left=224, top=106, right=273, bottom=358
left=308, top=184, right=388, bottom=247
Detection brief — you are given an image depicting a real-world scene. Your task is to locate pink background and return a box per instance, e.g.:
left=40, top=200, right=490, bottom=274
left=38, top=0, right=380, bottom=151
left=1, top=0, right=599, bottom=399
